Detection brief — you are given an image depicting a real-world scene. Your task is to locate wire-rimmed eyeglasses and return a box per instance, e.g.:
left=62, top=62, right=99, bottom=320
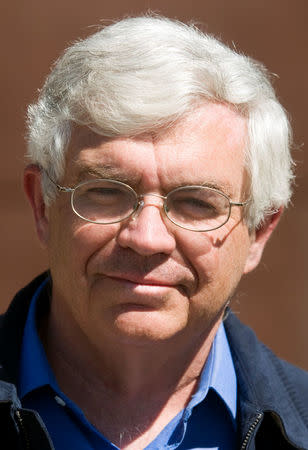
left=46, top=174, right=248, bottom=232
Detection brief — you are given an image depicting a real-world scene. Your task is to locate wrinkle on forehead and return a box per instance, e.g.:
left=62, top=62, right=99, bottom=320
left=68, top=125, right=158, bottom=153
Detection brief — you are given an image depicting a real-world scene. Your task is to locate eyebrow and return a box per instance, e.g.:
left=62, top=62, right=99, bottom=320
left=74, top=164, right=140, bottom=186
left=171, top=178, right=234, bottom=198
left=200, top=180, right=234, bottom=198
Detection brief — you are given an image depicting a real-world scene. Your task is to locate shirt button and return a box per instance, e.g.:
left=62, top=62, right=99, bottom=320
left=54, top=395, right=66, bottom=407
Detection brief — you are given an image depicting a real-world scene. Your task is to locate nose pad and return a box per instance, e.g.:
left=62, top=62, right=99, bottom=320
left=131, top=199, right=145, bottom=221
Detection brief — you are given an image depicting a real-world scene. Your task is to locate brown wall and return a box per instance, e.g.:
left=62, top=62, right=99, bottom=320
left=1, top=0, right=307, bottom=370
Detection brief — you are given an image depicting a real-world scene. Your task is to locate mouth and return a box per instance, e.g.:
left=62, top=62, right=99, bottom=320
left=108, top=275, right=174, bottom=288
left=103, top=275, right=190, bottom=299
left=99, top=275, right=176, bottom=311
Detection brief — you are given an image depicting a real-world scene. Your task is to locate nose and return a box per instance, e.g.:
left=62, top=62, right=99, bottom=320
left=117, top=197, right=176, bottom=256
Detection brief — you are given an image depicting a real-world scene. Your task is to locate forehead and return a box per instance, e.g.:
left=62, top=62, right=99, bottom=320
left=65, top=103, right=248, bottom=196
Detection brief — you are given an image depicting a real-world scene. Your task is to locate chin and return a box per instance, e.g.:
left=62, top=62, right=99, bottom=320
left=111, top=309, right=188, bottom=344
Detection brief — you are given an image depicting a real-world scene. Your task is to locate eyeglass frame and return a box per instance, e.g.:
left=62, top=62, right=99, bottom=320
left=44, top=171, right=249, bottom=232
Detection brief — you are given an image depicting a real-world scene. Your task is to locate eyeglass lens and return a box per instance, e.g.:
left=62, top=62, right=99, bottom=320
left=71, top=179, right=230, bottom=231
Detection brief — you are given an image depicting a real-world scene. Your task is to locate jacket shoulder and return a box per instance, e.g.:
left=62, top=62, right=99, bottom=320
left=224, top=311, right=308, bottom=448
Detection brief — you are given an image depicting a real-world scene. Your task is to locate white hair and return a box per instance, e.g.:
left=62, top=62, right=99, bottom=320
left=26, top=15, right=293, bottom=229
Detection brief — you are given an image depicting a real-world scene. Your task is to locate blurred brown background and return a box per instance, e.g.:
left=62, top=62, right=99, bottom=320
left=1, top=0, right=307, bottom=370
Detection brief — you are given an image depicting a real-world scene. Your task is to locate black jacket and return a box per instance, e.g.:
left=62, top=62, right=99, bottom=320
left=0, top=273, right=307, bottom=449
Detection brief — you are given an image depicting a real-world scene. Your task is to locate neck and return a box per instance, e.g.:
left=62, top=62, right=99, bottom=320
left=43, top=313, right=220, bottom=395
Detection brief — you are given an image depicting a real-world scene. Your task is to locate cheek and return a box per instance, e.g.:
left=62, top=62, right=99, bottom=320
left=72, top=223, right=118, bottom=263
left=174, top=230, right=216, bottom=284
left=175, top=224, right=251, bottom=295
left=48, top=212, right=120, bottom=279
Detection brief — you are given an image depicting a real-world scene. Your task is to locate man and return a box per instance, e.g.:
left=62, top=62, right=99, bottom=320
left=1, top=14, right=307, bottom=450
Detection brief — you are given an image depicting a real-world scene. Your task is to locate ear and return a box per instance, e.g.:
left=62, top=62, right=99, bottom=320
left=244, top=207, right=283, bottom=274
left=24, top=164, right=49, bottom=247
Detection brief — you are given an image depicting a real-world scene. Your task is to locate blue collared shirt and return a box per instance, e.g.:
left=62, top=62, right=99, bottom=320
left=18, top=279, right=237, bottom=449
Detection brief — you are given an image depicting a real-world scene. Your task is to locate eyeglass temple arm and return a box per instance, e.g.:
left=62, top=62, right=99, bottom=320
left=230, top=200, right=249, bottom=207
left=56, top=185, right=74, bottom=193
left=42, top=169, right=74, bottom=193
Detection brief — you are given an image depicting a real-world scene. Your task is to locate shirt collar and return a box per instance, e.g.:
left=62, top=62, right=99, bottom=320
left=210, top=322, right=237, bottom=422
left=18, top=280, right=237, bottom=425
left=184, top=322, right=237, bottom=425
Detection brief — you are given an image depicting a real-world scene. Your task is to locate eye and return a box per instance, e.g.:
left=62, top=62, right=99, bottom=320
left=87, top=187, right=122, bottom=197
left=174, top=195, right=218, bottom=217
left=82, top=186, right=128, bottom=207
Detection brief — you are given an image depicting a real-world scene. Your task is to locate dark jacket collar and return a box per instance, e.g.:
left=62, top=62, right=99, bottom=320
left=0, top=272, right=50, bottom=385
left=224, top=312, right=308, bottom=448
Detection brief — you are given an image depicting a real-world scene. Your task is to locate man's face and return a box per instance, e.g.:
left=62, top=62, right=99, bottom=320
left=35, top=103, right=258, bottom=349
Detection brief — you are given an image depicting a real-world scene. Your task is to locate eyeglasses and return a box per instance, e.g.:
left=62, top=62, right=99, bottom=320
left=46, top=175, right=248, bottom=232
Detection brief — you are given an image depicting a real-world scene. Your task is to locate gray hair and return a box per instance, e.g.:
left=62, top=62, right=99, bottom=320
left=26, top=15, right=293, bottom=229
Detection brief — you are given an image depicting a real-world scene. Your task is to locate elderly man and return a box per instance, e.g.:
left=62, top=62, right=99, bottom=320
left=1, top=15, right=307, bottom=450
